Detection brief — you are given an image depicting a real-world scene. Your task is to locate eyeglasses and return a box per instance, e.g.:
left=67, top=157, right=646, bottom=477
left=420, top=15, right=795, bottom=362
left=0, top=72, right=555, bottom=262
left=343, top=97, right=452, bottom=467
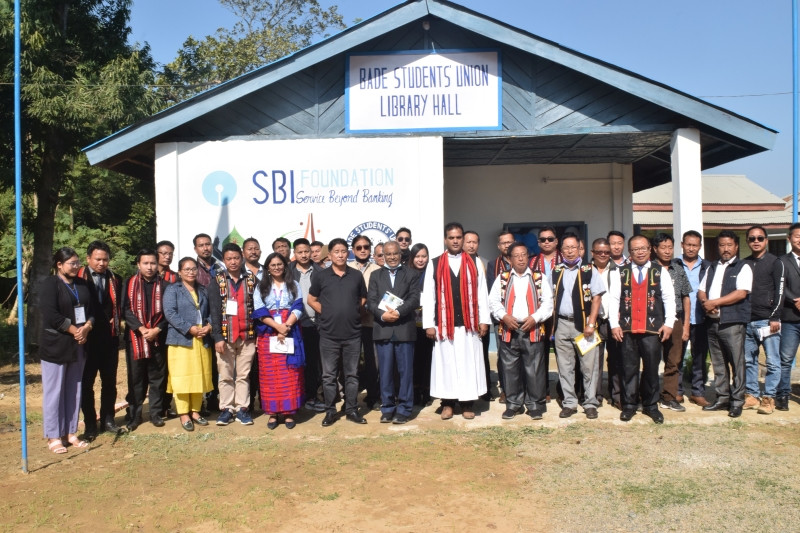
left=510, top=253, right=528, bottom=259
left=269, top=263, right=284, bottom=269
left=499, top=240, right=514, bottom=246
left=397, top=236, right=411, bottom=242
left=374, top=254, right=384, bottom=258
left=591, top=250, right=610, bottom=255
left=65, top=261, right=81, bottom=267
left=354, top=245, right=371, bottom=251
left=181, top=267, right=198, bottom=273
left=748, top=235, right=766, bottom=243
left=158, top=251, right=173, bottom=256
left=538, top=236, right=556, bottom=243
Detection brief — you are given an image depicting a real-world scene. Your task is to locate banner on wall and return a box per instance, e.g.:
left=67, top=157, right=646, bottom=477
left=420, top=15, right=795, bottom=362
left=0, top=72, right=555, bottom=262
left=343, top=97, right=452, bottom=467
left=346, top=49, right=502, bottom=133
left=155, top=137, right=444, bottom=262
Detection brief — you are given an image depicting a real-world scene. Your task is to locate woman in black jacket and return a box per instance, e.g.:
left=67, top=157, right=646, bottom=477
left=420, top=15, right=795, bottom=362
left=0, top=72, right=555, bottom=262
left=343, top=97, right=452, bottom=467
left=39, top=247, right=95, bottom=453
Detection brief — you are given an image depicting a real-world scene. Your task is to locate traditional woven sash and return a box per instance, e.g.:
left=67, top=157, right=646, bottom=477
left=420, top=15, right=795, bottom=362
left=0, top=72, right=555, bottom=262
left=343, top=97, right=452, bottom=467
left=498, top=270, right=544, bottom=343
left=435, top=253, right=479, bottom=341
left=529, top=252, right=564, bottom=274
left=160, top=269, right=178, bottom=283
left=493, top=256, right=511, bottom=280
left=78, top=266, right=120, bottom=335
left=126, top=274, right=163, bottom=360
left=215, top=270, right=256, bottom=342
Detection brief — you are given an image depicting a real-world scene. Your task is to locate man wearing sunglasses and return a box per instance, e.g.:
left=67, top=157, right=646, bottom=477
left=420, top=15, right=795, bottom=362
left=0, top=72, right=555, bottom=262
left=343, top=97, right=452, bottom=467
left=698, top=230, right=752, bottom=418
left=396, top=227, right=413, bottom=265
left=348, top=235, right=382, bottom=410
left=742, top=226, right=784, bottom=414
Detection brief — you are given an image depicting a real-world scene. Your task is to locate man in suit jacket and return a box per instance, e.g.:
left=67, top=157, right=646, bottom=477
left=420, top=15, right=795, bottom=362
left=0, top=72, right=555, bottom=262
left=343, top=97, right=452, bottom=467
left=778, top=222, right=800, bottom=412
left=78, top=240, right=123, bottom=439
left=367, top=241, right=421, bottom=424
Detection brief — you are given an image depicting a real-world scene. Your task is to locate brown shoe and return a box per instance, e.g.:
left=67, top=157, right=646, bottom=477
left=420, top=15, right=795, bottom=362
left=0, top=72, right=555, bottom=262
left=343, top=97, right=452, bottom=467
left=441, top=405, right=453, bottom=420
left=498, top=392, right=506, bottom=404
left=744, top=393, right=760, bottom=410
left=462, top=409, right=475, bottom=420
left=689, top=395, right=710, bottom=407
left=757, top=396, right=774, bottom=415
left=676, top=395, right=685, bottom=403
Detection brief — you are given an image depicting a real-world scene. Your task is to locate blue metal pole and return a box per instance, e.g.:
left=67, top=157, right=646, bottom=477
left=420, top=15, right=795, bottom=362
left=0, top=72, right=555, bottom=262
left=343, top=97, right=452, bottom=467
left=793, top=0, right=800, bottom=368
left=14, top=0, right=28, bottom=474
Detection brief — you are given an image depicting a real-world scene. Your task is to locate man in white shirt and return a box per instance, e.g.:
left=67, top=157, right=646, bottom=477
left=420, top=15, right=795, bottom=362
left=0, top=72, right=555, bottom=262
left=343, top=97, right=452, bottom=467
left=489, top=242, right=554, bottom=420
left=697, top=230, right=753, bottom=418
left=610, top=235, right=676, bottom=424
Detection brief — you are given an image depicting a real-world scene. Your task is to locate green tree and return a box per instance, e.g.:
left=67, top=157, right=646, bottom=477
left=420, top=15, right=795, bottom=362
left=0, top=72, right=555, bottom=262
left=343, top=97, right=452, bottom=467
left=0, top=0, right=164, bottom=353
left=158, top=0, right=345, bottom=103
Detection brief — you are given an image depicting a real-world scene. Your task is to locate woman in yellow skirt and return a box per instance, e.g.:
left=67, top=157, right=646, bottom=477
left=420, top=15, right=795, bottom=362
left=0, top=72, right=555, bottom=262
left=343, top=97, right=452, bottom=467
left=163, top=257, right=214, bottom=431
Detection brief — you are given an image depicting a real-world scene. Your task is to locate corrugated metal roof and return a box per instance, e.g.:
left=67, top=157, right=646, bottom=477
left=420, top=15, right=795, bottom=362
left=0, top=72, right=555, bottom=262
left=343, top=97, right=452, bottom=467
left=635, top=210, right=792, bottom=226
left=633, top=174, right=786, bottom=205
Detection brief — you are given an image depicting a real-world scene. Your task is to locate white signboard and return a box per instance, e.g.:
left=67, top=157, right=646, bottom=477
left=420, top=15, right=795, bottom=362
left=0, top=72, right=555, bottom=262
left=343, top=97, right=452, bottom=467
left=154, top=137, right=444, bottom=262
left=346, top=49, right=502, bottom=133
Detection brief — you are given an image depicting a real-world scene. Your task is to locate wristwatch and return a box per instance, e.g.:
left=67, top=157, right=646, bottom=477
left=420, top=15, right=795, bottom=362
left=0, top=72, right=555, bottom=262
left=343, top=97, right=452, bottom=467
left=586, top=322, right=596, bottom=328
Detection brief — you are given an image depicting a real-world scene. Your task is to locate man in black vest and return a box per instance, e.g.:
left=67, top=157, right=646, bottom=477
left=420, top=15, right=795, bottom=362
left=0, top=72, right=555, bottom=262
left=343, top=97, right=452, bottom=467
left=610, top=235, right=676, bottom=423
left=488, top=230, right=515, bottom=403
left=551, top=233, right=604, bottom=419
left=742, top=225, right=784, bottom=414
left=778, top=222, right=800, bottom=411
left=367, top=241, right=421, bottom=424
left=698, top=230, right=753, bottom=418
left=78, top=240, right=123, bottom=439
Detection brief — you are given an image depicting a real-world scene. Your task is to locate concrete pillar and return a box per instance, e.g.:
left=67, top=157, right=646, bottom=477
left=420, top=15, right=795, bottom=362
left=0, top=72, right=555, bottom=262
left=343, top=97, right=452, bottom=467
left=670, top=128, right=703, bottom=253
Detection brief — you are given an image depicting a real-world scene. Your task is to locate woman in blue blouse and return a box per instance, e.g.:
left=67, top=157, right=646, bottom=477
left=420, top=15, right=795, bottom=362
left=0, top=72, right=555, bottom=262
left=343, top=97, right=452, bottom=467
left=252, top=253, right=305, bottom=429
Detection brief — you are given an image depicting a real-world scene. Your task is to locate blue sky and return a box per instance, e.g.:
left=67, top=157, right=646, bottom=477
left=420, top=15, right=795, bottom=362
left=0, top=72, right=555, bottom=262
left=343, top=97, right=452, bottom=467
left=129, top=0, right=791, bottom=196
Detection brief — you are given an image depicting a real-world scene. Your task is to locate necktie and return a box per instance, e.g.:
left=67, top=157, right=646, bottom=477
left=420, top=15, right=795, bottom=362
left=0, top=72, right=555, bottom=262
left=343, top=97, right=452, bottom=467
left=637, top=266, right=644, bottom=284
left=93, top=272, right=104, bottom=303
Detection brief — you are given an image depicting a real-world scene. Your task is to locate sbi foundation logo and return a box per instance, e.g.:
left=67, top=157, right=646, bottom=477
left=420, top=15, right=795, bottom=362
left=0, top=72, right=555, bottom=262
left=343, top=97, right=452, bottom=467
left=202, top=171, right=237, bottom=206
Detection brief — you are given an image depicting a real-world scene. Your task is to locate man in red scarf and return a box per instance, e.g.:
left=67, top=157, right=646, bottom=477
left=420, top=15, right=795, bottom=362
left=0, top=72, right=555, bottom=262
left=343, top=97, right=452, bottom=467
left=422, top=222, right=491, bottom=420
left=122, top=249, right=170, bottom=430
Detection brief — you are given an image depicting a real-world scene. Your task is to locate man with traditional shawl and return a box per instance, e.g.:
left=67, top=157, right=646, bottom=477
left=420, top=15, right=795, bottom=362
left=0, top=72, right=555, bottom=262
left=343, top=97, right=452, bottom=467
left=422, top=222, right=491, bottom=420
left=489, top=242, right=554, bottom=420
left=78, top=240, right=123, bottom=439
left=156, top=240, right=179, bottom=283
left=208, top=243, right=258, bottom=426
left=122, top=249, right=170, bottom=430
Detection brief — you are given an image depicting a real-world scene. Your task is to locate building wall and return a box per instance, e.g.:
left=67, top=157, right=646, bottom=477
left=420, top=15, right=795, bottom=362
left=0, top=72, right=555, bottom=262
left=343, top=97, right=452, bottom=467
left=443, top=162, right=633, bottom=260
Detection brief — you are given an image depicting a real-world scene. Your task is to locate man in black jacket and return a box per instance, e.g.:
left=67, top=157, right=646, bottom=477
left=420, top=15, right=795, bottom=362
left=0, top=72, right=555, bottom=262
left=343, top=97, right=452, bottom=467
left=698, top=230, right=753, bottom=418
left=367, top=241, right=421, bottom=424
left=742, top=226, right=784, bottom=414
left=78, top=240, right=123, bottom=439
left=778, top=222, right=800, bottom=411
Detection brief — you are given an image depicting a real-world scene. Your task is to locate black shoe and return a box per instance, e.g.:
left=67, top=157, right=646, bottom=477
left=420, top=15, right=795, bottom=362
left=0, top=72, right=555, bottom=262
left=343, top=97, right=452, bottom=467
left=126, top=418, right=141, bottom=432
left=192, top=415, right=209, bottom=426
left=83, top=426, right=98, bottom=442
left=559, top=407, right=578, bottom=418
left=660, top=399, right=686, bottom=412
left=163, top=409, right=178, bottom=419
left=285, top=418, right=296, bottom=430
left=380, top=413, right=393, bottom=423
left=345, top=412, right=367, bottom=424
left=703, top=401, right=730, bottom=412
left=620, top=409, right=636, bottom=422
left=321, top=412, right=337, bottom=427
left=267, top=417, right=279, bottom=430
left=150, top=415, right=165, bottom=428
left=392, top=415, right=409, bottom=424
left=775, top=396, right=790, bottom=411
left=643, top=409, right=664, bottom=424
left=584, top=407, right=598, bottom=419
left=181, top=418, right=194, bottom=432
left=102, top=419, right=124, bottom=434
left=502, top=406, right=524, bottom=420
left=728, top=406, right=743, bottom=418
left=479, top=392, right=493, bottom=402
left=528, top=410, right=544, bottom=420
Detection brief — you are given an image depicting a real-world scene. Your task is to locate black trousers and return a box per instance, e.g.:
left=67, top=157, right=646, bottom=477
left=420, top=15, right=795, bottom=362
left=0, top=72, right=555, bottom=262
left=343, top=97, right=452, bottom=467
left=125, top=343, right=167, bottom=418
left=605, top=334, right=624, bottom=405
left=621, top=333, right=662, bottom=411
left=358, top=326, right=380, bottom=401
left=499, top=331, right=547, bottom=411
left=413, top=327, right=432, bottom=397
left=81, top=337, right=119, bottom=428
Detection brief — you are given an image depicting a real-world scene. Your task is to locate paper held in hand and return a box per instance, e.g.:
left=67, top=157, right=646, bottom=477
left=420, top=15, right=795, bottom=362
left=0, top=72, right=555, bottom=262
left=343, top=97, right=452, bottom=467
left=757, top=325, right=778, bottom=341
left=574, top=333, right=601, bottom=356
left=269, top=337, right=295, bottom=354
left=378, top=291, right=404, bottom=312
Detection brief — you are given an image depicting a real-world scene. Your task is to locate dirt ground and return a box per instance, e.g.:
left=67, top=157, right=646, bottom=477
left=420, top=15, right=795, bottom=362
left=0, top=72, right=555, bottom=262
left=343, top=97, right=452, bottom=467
left=1, top=352, right=799, bottom=532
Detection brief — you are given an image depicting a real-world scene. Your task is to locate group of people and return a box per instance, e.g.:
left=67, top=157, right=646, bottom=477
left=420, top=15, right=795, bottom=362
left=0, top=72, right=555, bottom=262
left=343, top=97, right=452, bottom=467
left=38, top=220, right=799, bottom=452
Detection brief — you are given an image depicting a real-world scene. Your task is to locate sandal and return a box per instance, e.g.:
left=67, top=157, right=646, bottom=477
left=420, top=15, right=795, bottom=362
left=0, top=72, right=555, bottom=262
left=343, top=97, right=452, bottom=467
left=48, top=439, right=67, bottom=454
left=67, top=435, right=89, bottom=448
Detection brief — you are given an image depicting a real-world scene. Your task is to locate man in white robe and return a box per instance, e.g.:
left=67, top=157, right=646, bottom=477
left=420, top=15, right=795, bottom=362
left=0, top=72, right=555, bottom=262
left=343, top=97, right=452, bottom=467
left=422, top=222, right=491, bottom=420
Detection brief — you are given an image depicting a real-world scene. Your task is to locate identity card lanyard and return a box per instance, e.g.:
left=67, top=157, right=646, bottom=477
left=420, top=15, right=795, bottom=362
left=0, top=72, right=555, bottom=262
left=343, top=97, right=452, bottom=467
left=272, top=286, right=283, bottom=324
left=64, top=280, right=86, bottom=325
